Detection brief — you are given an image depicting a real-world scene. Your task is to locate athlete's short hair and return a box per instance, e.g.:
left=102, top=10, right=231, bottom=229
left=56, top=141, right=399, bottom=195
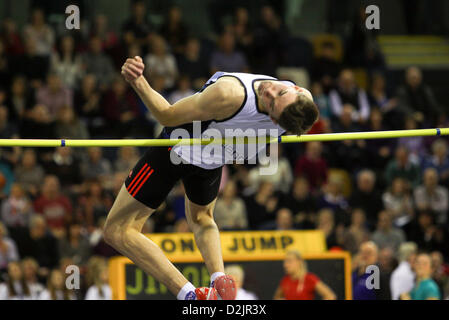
left=278, top=94, right=319, bottom=136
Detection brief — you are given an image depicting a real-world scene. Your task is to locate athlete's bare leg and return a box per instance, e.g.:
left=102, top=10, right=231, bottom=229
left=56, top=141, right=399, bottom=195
left=104, top=184, right=189, bottom=295
left=184, top=196, right=224, bottom=275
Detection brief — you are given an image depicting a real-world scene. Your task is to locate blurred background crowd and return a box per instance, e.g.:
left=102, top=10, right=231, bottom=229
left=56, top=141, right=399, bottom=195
left=0, top=0, right=449, bottom=300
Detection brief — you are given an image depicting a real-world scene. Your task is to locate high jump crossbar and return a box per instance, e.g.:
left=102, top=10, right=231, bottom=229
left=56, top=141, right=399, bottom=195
left=0, top=128, right=447, bottom=148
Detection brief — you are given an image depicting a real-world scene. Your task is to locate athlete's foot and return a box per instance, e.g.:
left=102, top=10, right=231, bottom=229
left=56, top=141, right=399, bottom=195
left=213, top=275, right=237, bottom=300
left=195, top=287, right=218, bottom=300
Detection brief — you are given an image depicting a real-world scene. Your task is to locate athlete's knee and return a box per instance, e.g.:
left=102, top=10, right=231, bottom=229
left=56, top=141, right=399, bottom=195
left=189, top=209, right=216, bottom=227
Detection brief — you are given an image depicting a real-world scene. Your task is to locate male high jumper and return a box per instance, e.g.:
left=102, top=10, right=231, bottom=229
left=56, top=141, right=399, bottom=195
left=104, top=56, right=319, bottom=300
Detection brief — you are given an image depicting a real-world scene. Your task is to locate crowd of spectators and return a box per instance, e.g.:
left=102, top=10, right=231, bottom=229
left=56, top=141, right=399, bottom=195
left=0, top=1, right=448, bottom=300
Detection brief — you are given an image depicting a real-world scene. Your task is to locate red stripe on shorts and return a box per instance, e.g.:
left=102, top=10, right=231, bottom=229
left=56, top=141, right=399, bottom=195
left=132, top=169, right=155, bottom=197
left=127, top=164, right=149, bottom=193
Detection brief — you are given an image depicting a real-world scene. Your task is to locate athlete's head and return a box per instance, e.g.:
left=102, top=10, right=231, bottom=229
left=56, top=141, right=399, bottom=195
left=258, top=81, right=319, bottom=135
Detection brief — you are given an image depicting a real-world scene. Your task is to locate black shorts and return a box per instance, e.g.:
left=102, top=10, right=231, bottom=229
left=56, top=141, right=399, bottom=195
left=124, top=144, right=223, bottom=209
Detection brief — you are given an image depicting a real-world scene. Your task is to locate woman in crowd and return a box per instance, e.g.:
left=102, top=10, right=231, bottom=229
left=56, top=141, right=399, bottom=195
left=0, top=261, right=32, bottom=299
left=85, top=257, right=112, bottom=300
left=39, top=269, right=76, bottom=300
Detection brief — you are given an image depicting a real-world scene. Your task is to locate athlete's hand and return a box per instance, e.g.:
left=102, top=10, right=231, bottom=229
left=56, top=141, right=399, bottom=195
left=121, top=56, right=145, bottom=84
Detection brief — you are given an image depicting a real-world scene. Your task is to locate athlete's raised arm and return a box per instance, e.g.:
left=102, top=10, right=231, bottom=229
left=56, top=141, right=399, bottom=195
left=121, top=56, right=241, bottom=127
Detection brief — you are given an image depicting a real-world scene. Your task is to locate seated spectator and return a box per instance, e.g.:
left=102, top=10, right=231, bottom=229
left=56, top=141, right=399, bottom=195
left=352, top=241, right=390, bottom=300
left=34, top=176, right=73, bottom=233
left=36, top=73, right=73, bottom=118
left=318, top=176, right=350, bottom=226
left=0, top=105, right=18, bottom=139
left=121, top=0, right=154, bottom=47
left=19, top=104, right=55, bottom=139
left=21, top=257, right=45, bottom=299
left=310, top=82, right=331, bottom=120
left=114, top=146, right=140, bottom=173
left=413, top=168, right=449, bottom=226
left=39, top=269, right=76, bottom=300
left=1, top=183, right=33, bottom=232
left=400, top=253, right=441, bottom=300
left=159, top=6, right=189, bottom=55
left=13, top=149, right=45, bottom=197
left=214, top=180, right=248, bottom=230
left=231, top=7, right=254, bottom=63
left=1, top=18, right=24, bottom=56
left=5, top=76, right=35, bottom=122
left=408, top=211, right=441, bottom=253
left=44, top=147, right=83, bottom=189
left=81, top=147, right=112, bottom=183
left=382, top=177, right=414, bottom=228
left=329, top=69, right=370, bottom=123
left=367, top=72, right=400, bottom=127
left=316, top=208, right=340, bottom=249
left=371, top=210, right=406, bottom=253
left=144, top=35, right=178, bottom=89
left=168, top=75, right=195, bottom=104
left=350, top=170, right=384, bottom=229
left=430, top=251, right=449, bottom=298
left=390, top=242, right=417, bottom=300
left=210, top=31, right=249, bottom=74
left=398, top=116, right=426, bottom=165
left=396, top=66, right=441, bottom=127
left=378, top=247, right=397, bottom=274
left=0, top=261, right=32, bottom=300
left=58, top=221, right=91, bottom=267
left=81, top=36, right=114, bottom=89
left=22, top=8, right=54, bottom=57
left=89, top=14, right=119, bottom=52
left=422, top=139, right=449, bottom=188
left=173, top=218, right=190, bottom=233
left=11, top=215, right=59, bottom=277
left=274, top=208, right=295, bottom=230
left=50, top=35, right=83, bottom=89
left=73, top=74, right=105, bottom=137
left=310, top=41, right=341, bottom=93
left=274, top=250, right=336, bottom=300
left=342, top=208, right=371, bottom=255
left=294, top=141, right=328, bottom=192
left=0, top=222, right=20, bottom=271
left=224, top=264, right=258, bottom=300
left=89, top=217, right=119, bottom=258
left=85, top=257, right=112, bottom=300
left=280, top=177, right=317, bottom=229
left=55, top=105, right=89, bottom=140
left=385, top=145, right=421, bottom=189
left=77, top=179, right=109, bottom=229
left=244, top=181, right=279, bottom=230
left=14, top=37, right=50, bottom=88
left=176, top=38, right=210, bottom=91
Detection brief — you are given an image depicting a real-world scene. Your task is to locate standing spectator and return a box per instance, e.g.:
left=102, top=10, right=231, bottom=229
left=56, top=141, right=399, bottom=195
left=224, top=264, right=258, bottom=300
left=13, top=149, right=45, bottom=197
left=39, top=269, right=76, bottom=300
left=414, top=168, right=449, bottom=226
left=1, top=183, right=33, bottom=232
left=352, top=241, right=391, bottom=300
left=401, top=253, right=441, bottom=300
left=85, top=257, right=112, bottom=300
left=274, top=250, right=336, bottom=300
left=50, top=35, right=83, bottom=89
left=160, top=6, right=189, bottom=55
left=176, top=38, right=210, bottom=91
left=349, top=169, right=383, bottom=230
left=329, top=69, right=370, bottom=123
left=58, top=221, right=91, bottom=267
left=0, top=222, right=20, bottom=271
left=35, top=73, right=73, bottom=118
left=214, top=180, right=248, bottom=230
left=55, top=105, right=89, bottom=140
left=396, top=66, right=440, bottom=127
left=371, top=210, right=406, bottom=253
left=0, top=261, right=32, bottom=300
left=390, top=242, right=417, bottom=300
left=22, top=8, right=55, bottom=57
left=144, top=35, right=178, bottom=89
left=385, top=146, right=421, bottom=189
left=34, top=175, right=73, bottom=232
left=21, top=257, right=45, bottom=299
left=294, top=141, right=328, bottom=192
left=422, top=139, right=449, bottom=188
left=382, top=177, right=415, bottom=228
left=210, top=31, right=249, bottom=74
left=81, top=36, right=114, bottom=89
left=11, top=215, right=59, bottom=277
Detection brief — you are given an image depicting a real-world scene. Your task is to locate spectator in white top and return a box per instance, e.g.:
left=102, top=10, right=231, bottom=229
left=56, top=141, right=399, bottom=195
left=21, top=258, right=45, bottom=299
left=224, top=264, right=258, bottom=300
left=23, top=8, right=55, bottom=57
left=144, top=35, right=178, bottom=89
left=0, top=222, right=20, bottom=270
left=390, top=242, right=417, bottom=300
left=0, top=261, right=32, bottom=300
left=39, top=269, right=76, bottom=300
left=85, top=257, right=112, bottom=300
left=414, top=168, right=449, bottom=226
left=329, top=69, right=370, bottom=123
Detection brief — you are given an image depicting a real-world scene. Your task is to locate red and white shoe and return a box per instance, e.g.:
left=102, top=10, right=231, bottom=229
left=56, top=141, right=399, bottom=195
left=213, top=275, right=237, bottom=300
left=195, top=287, right=218, bottom=300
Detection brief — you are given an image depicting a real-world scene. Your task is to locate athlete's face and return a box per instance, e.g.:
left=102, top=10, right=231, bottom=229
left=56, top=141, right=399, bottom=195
left=258, top=81, right=312, bottom=124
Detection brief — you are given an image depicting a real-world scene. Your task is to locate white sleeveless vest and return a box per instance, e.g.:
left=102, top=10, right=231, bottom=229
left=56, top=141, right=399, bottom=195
left=169, top=72, right=295, bottom=169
